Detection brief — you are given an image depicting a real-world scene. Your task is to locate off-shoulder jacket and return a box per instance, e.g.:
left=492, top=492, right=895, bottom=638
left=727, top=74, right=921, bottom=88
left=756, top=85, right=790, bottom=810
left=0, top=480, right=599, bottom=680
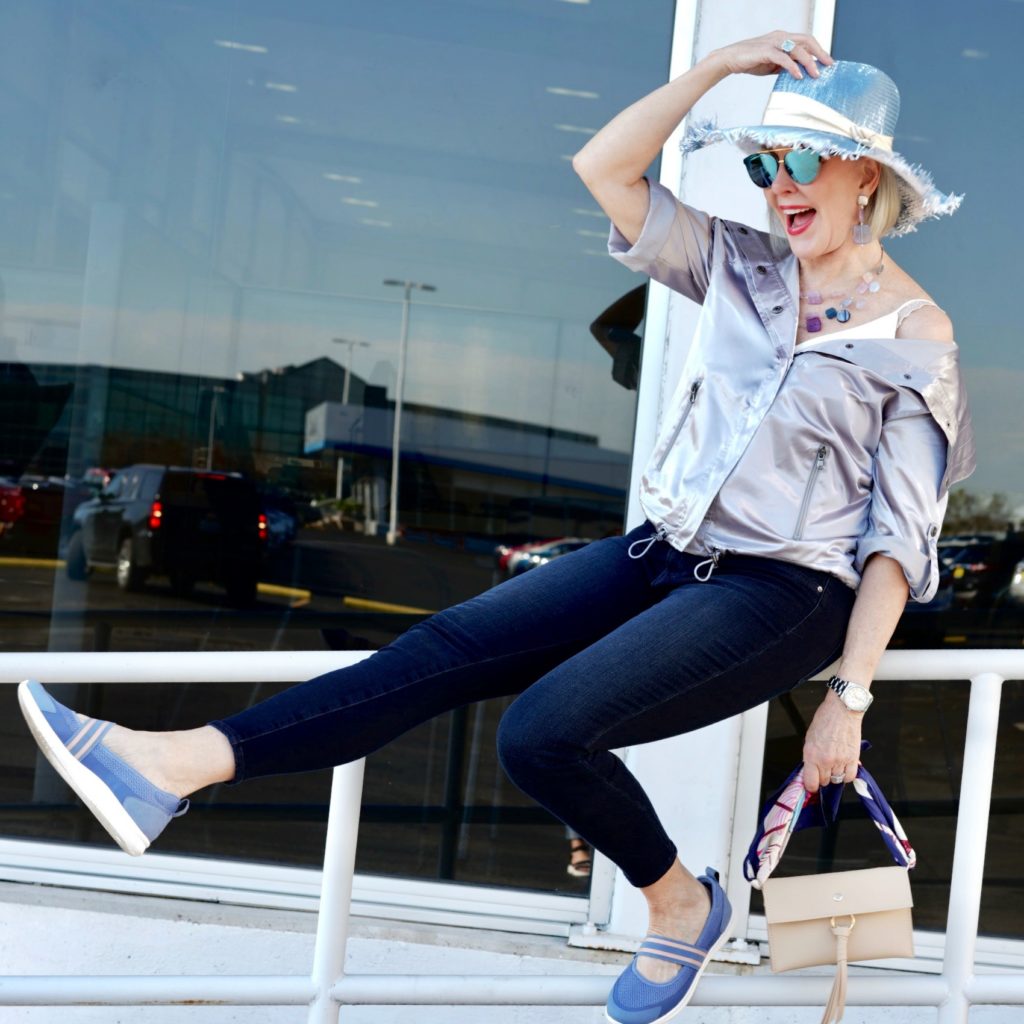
left=607, top=178, right=976, bottom=603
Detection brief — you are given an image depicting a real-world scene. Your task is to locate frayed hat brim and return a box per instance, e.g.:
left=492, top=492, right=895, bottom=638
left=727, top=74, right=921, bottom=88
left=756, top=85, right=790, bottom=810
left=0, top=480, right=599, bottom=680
left=681, top=118, right=962, bottom=236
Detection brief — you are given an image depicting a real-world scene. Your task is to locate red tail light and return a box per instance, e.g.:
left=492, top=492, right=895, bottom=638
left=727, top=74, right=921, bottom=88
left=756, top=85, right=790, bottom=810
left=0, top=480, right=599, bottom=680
left=148, top=500, right=163, bottom=530
left=258, top=512, right=268, bottom=541
left=0, top=485, right=26, bottom=524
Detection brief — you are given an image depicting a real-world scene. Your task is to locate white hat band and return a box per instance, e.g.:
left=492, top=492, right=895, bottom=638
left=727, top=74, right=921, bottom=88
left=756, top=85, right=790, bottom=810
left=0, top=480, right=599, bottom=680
left=761, top=92, right=894, bottom=152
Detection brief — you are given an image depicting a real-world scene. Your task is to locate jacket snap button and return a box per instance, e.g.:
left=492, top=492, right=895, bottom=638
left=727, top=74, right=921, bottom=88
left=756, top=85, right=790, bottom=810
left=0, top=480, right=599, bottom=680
left=844, top=343, right=854, bottom=349
left=771, top=305, right=783, bottom=314
left=739, top=226, right=749, bottom=234
left=903, top=373, right=912, bottom=380
left=755, top=265, right=767, bottom=275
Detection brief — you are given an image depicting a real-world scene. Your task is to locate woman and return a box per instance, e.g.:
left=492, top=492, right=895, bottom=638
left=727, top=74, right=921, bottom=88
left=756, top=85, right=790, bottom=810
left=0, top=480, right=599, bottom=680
left=19, top=30, right=973, bottom=1024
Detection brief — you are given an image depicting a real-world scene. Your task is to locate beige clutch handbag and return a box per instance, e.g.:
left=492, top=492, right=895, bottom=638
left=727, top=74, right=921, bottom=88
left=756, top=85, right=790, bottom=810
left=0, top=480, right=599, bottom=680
left=762, top=864, right=914, bottom=970
left=749, top=762, right=916, bottom=1024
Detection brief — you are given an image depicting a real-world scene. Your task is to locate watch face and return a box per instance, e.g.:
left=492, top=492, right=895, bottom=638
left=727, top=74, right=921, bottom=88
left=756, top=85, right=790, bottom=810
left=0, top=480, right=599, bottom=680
left=844, top=685, right=872, bottom=712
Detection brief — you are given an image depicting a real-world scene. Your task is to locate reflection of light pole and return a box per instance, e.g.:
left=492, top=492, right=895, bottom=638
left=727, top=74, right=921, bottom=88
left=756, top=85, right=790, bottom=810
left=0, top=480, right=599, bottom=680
left=332, top=337, right=370, bottom=499
left=383, top=279, right=436, bottom=545
left=333, top=337, right=370, bottom=404
left=206, top=385, right=226, bottom=470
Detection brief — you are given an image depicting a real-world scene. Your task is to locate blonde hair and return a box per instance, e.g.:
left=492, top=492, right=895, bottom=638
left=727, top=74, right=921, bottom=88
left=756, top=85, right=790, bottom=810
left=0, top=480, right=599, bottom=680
left=868, top=165, right=902, bottom=239
left=766, top=159, right=904, bottom=256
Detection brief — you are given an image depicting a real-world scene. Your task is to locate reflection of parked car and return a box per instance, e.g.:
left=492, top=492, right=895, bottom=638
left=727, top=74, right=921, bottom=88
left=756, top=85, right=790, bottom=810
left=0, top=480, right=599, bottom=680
left=946, top=541, right=1000, bottom=605
left=257, top=486, right=299, bottom=551
left=263, top=507, right=298, bottom=549
left=81, top=466, right=117, bottom=493
left=0, top=475, right=91, bottom=555
left=509, top=537, right=591, bottom=575
left=943, top=533, right=1024, bottom=608
left=1009, top=560, right=1024, bottom=607
left=65, top=465, right=266, bottom=605
left=494, top=538, right=555, bottom=574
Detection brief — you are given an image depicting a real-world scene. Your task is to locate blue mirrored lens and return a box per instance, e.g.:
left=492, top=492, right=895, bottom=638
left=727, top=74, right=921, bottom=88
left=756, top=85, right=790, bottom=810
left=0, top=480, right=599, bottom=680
left=784, top=148, right=822, bottom=185
left=743, top=152, right=778, bottom=188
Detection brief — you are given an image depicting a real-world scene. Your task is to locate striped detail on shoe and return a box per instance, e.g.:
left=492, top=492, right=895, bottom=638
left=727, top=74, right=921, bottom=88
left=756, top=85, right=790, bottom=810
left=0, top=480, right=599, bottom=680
left=637, top=935, right=707, bottom=969
left=66, top=718, right=115, bottom=761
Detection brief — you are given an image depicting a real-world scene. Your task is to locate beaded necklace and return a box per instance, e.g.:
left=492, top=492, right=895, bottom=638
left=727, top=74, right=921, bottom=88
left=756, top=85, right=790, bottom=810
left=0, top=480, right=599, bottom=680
left=799, top=252, right=885, bottom=333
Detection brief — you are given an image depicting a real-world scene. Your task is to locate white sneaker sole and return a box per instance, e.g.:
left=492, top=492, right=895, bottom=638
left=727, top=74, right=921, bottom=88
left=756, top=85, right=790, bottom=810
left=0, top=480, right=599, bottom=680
left=18, top=680, right=150, bottom=857
left=605, top=909, right=735, bottom=1024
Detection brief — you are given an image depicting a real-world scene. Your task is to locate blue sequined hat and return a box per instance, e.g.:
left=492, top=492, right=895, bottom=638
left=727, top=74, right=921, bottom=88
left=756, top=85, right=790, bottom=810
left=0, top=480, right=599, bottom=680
left=681, top=60, right=962, bottom=236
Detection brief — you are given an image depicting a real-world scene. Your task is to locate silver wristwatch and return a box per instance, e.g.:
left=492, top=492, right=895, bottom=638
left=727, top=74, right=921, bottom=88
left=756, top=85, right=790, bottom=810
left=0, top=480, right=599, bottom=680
left=825, top=674, right=874, bottom=713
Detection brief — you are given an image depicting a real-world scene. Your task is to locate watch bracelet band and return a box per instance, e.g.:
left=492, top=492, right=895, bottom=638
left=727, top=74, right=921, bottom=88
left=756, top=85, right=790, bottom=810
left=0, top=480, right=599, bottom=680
left=826, top=673, right=852, bottom=697
left=826, top=674, right=873, bottom=712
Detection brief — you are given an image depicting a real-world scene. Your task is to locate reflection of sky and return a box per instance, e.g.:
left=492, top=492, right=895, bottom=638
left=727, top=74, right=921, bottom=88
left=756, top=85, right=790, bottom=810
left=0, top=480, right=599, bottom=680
left=833, top=0, right=1024, bottom=505
left=0, top=0, right=675, bottom=455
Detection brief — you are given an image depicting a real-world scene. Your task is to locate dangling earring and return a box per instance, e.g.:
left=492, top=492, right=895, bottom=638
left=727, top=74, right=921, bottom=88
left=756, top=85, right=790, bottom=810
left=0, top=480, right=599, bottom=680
left=853, top=194, right=872, bottom=245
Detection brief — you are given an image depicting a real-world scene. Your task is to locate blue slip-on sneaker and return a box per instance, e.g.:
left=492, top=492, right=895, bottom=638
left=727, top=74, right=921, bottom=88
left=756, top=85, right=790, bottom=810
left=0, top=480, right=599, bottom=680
left=605, top=866, right=733, bottom=1024
left=17, top=679, right=189, bottom=856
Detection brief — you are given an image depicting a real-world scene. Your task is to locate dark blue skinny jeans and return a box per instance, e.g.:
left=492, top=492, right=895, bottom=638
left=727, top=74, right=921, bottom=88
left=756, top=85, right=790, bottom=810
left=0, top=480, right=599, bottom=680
left=211, top=521, right=856, bottom=888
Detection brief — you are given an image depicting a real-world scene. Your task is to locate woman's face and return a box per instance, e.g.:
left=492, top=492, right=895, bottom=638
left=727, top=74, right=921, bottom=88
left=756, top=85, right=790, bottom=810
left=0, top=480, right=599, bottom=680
left=763, top=150, right=880, bottom=259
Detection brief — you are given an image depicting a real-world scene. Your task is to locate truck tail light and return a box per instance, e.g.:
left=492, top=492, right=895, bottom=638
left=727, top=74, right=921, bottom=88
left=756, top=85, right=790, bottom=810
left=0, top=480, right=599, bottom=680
left=258, top=512, right=268, bottom=542
left=148, top=500, right=163, bottom=530
left=0, top=485, right=26, bottom=524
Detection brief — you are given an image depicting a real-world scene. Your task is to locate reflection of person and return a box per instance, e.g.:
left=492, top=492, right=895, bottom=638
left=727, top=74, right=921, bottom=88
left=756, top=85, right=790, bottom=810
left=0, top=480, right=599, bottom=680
left=590, top=284, right=647, bottom=390
left=18, top=31, right=975, bottom=1024
left=566, top=826, right=592, bottom=878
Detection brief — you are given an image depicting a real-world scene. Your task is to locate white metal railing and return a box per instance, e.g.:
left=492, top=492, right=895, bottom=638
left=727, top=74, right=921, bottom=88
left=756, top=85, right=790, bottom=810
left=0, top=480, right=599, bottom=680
left=0, top=648, right=1022, bottom=1022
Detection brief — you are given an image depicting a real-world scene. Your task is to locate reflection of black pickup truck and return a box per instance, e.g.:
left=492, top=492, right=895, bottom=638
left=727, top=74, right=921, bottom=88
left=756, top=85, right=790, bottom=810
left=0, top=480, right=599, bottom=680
left=65, top=465, right=266, bottom=605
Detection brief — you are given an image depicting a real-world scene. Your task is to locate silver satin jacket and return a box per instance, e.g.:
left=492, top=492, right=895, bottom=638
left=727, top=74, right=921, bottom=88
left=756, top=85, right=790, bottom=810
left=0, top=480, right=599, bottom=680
left=607, top=178, right=976, bottom=603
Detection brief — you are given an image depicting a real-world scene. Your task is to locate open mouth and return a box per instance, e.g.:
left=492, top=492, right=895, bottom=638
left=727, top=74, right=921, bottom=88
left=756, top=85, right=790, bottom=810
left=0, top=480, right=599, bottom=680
left=784, top=207, right=817, bottom=235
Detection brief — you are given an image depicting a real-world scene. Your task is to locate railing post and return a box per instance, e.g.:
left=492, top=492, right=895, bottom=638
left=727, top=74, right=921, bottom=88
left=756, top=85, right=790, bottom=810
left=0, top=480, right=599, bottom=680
left=937, top=671, right=1003, bottom=1024
left=308, top=760, right=366, bottom=1024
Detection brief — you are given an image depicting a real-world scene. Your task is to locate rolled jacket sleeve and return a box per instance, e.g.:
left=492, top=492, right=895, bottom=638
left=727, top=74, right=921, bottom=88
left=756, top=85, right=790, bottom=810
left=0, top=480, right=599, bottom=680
left=606, top=177, right=716, bottom=304
left=855, top=404, right=950, bottom=603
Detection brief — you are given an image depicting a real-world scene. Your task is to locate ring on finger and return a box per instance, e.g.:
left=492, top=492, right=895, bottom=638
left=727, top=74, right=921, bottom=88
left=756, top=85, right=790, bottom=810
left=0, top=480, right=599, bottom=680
left=779, top=38, right=797, bottom=53
left=829, top=772, right=845, bottom=784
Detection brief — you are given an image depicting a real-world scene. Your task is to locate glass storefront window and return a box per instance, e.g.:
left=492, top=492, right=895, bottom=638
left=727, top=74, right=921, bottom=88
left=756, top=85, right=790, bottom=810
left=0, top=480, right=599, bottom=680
left=755, top=0, right=1024, bottom=940
left=0, top=0, right=676, bottom=892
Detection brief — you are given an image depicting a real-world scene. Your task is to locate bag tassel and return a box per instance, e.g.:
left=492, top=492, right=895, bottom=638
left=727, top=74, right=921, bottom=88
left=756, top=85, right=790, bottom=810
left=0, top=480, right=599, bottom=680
left=822, top=915, right=856, bottom=1024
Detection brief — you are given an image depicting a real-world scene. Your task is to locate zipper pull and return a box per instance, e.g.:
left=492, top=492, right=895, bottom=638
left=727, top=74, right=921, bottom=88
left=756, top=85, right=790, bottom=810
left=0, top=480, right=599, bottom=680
left=815, top=444, right=828, bottom=469
left=689, top=380, right=702, bottom=403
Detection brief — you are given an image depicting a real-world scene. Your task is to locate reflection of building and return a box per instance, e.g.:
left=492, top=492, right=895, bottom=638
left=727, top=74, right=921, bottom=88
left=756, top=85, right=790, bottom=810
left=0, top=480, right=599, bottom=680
left=12, top=359, right=350, bottom=482
left=306, top=393, right=629, bottom=539
left=14, top=357, right=629, bottom=539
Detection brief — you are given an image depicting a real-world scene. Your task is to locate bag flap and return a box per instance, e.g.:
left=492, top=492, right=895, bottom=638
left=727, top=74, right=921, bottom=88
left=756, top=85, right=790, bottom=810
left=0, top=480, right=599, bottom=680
left=762, top=866, right=913, bottom=924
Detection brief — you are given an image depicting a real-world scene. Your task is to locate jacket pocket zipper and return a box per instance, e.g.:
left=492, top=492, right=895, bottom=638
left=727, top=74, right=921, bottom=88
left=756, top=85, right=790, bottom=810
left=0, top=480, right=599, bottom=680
left=654, top=378, right=703, bottom=472
left=793, top=444, right=829, bottom=540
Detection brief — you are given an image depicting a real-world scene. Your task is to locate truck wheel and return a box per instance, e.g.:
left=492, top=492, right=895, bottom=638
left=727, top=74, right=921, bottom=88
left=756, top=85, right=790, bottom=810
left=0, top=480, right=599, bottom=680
left=65, top=532, right=90, bottom=581
left=116, top=536, right=145, bottom=591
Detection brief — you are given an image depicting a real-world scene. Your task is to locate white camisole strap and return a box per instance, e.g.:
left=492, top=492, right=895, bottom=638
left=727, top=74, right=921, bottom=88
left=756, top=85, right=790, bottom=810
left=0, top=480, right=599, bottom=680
left=893, top=298, right=939, bottom=328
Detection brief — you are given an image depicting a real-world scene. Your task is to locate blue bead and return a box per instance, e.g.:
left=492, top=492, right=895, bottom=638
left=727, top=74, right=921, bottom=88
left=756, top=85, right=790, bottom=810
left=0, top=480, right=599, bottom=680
left=825, top=307, right=838, bottom=319
left=836, top=309, right=852, bottom=323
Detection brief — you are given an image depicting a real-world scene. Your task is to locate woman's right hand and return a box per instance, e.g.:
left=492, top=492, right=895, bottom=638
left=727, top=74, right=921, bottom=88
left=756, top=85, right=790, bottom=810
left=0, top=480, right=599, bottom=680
left=712, top=31, right=834, bottom=81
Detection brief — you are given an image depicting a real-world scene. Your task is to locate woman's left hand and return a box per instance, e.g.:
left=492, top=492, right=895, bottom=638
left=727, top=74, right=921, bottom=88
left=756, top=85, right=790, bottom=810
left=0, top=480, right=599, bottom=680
left=802, top=695, right=863, bottom=793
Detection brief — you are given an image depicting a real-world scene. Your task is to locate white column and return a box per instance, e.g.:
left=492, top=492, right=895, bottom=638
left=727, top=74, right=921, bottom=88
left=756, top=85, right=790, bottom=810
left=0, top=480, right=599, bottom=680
left=603, top=0, right=821, bottom=945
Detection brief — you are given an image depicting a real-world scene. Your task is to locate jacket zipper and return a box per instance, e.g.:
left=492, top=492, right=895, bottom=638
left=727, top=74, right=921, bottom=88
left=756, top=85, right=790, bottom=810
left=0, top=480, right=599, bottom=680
left=654, top=378, right=703, bottom=472
left=793, top=444, right=828, bottom=540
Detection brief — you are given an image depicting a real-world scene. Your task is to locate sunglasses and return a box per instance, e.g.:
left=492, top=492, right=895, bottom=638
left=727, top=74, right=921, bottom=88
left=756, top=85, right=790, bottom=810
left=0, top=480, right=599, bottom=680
left=743, top=148, right=825, bottom=188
